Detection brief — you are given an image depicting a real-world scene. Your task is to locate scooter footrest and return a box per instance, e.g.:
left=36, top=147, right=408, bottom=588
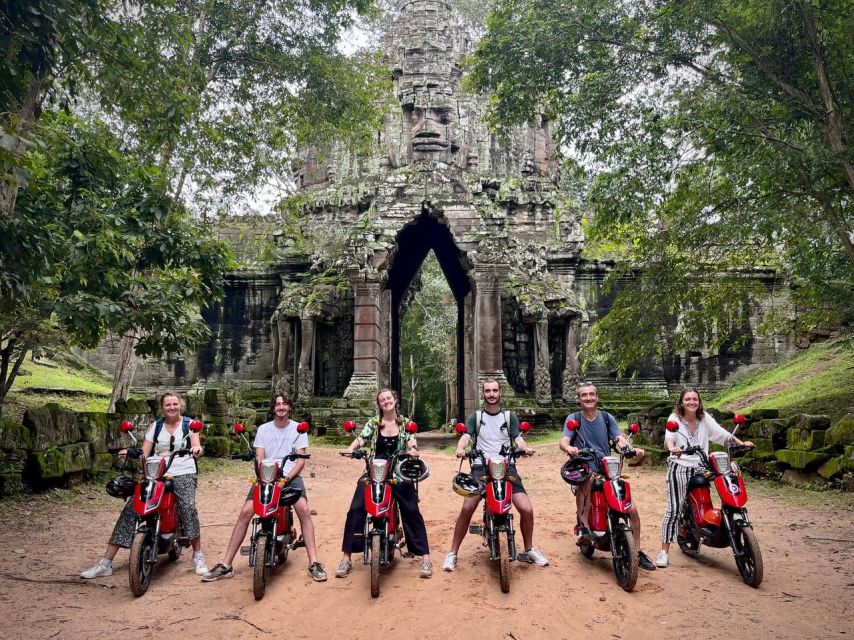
left=401, top=551, right=414, bottom=558
left=177, top=537, right=191, bottom=548
left=239, top=546, right=251, bottom=556
left=291, top=539, right=305, bottom=549
left=469, top=525, right=483, bottom=534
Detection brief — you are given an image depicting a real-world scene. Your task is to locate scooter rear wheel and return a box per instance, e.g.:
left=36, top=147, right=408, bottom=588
left=370, top=535, right=381, bottom=598
left=129, top=530, right=155, bottom=597
left=253, top=535, right=270, bottom=601
left=498, top=530, right=511, bottom=593
left=732, top=526, right=763, bottom=588
left=612, top=529, right=638, bottom=592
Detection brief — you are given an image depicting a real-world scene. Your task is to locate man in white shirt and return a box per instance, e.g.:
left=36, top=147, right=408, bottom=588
left=202, top=394, right=327, bottom=582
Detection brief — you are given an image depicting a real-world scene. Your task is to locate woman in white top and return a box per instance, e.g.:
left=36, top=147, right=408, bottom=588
left=81, top=392, right=207, bottom=578
left=656, top=387, right=752, bottom=568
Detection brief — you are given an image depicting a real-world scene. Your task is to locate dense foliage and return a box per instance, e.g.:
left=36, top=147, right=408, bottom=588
left=468, top=0, right=854, bottom=373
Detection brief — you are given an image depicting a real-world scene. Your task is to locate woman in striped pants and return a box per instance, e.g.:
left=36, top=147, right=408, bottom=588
left=656, top=388, right=752, bottom=568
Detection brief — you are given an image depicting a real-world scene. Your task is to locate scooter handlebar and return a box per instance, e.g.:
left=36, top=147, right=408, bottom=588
left=231, top=451, right=255, bottom=461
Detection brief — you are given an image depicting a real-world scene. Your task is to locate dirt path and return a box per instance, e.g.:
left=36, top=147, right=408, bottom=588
left=1, top=446, right=852, bottom=640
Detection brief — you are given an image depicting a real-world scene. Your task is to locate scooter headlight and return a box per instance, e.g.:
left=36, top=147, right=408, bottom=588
left=370, top=459, right=389, bottom=483
left=259, top=459, right=280, bottom=484
left=144, top=456, right=165, bottom=481
left=487, top=458, right=507, bottom=480
left=602, top=456, right=621, bottom=480
left=709, top=451, right=731, bottom=475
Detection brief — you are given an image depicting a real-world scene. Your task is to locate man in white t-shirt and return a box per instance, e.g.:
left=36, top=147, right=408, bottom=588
left=442, top=378, right=549, bottom=571
left=202, top=394, right=327, bottom=582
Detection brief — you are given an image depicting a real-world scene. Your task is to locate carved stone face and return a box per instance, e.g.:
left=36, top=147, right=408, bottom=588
left=404, top=101, right=456, bottom=163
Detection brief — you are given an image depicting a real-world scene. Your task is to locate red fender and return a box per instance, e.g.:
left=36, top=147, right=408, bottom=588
left=603, top=479, right=633, bottom=514
left=365, top=483, right=393, bottom=517
left=253, top=483, right=283, bottom=519
left=485, top=480, right=513, bottom=515
left=134, top=481, right=165, bottom=517
left=715, top=474, right=747, bottom=508
left=159, top=490, right=178, bottom=533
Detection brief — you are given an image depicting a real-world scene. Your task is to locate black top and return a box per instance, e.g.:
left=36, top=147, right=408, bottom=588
left=375, top=434, right=399, bottom=459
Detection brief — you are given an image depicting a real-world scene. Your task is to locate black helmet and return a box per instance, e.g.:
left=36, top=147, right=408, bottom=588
left=452, top=472, right=484, bottom=497
left=278, top=485, right=302, bottom=507
left=106, top=475, right=136, bottom=499
left=560, top=458, right=591, bottom=486
left=397, top=458, right=430, bottom=483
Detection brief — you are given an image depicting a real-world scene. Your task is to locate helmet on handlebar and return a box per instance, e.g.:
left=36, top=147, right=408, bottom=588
left=105, top=475, right=136, bottom=499
left=278, top=484, right=302, bottom=507
left=560, top=458, right=591, bottom=486
left=397, top=457, right=430, bottom=483
left=452, top=472, right=484, bottom=497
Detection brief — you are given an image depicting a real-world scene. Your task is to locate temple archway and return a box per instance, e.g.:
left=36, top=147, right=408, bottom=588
left=385, top=208, right=471, bottom=422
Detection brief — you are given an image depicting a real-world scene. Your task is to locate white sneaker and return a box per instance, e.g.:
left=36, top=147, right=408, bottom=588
left=193, top=552, right=209, bottom=576
left=442, top=552, right=457, bottom=572
left=80, top=559, right=113, bottom=579
left=518, top=547, right=549, bottom=566
left=655, top=550, right=668, bottom=568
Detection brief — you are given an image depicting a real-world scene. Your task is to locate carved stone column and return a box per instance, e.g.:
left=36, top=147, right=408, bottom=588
left=533, top=318, right=551, bottom=403
left=344, top=279, right=381, bottom=399
left=271, top=316, right=293, bottom=394
left=473, top=264, right=511, bottom=395
left=562, top=315, right=582, bottom=401
left=297, top=316, right=315, bottom=398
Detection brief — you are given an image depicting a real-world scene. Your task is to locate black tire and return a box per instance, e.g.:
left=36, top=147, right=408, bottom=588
left=612, top=529, right=638, bottom=592
left=498, top=530, right=511, bottom=594
left=129, top=530, right=155, bottom=597
left=253, top=535, right=270, bottom=601
left=370, top=535, right=381, bottom=598
left=677, top=509, right=701, bottom=557
left=732, top=526, right=764, bottom=588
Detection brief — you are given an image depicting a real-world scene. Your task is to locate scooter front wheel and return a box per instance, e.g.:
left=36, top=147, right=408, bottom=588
left=677, top=509, right=701, bottom=557
left=498, top=530, right=511, bottom=593
left=612, top=528, right=638, bottom=592
left=370, top=535, right=381, bottom=598
left=129, top=530, right=155, bottom=597
left=253, top=535, right=270, bottom=600
left=732, top=526, right=763, bottom=588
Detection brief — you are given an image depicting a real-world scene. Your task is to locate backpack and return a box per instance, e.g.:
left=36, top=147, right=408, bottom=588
left=473, top=409, right=512, bottom=448
left=152, top=416, right=191, bottom=452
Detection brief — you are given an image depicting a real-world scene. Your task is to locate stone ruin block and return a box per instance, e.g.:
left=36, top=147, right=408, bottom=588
left=825, top=414, right=854, bottom=447
left=23, top=405, right=81, bottom=451
left=0, top=418, right=32, bottom=451
left=744, top=419, right=787, bottom=444
left=775, top=448, right=831, bottom=471
left=747, top=408, right=779, bottom=420
left=26, top=442, right=93, bottom=481
left=787, top=414, right=831, bottom=431
left=786, top=427, right=826, bottom=451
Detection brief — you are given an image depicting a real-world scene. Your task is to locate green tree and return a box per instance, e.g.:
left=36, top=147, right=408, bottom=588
left=0, top=112, right=232, bottom=414
left=401, top=253, right=457, bottom=428
left=467, top=0, right=854, bottom=373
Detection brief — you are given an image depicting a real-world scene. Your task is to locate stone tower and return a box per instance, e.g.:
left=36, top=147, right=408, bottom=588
left=272, top=0, right=584, bottom=417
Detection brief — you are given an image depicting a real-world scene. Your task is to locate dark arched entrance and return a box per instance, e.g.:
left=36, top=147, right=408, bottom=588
left=385, top=209, right=471, bottom=422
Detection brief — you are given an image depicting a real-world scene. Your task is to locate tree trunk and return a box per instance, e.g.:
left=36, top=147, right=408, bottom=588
left=1, top=76, right=48, bottom=219
left=108, top=329, right=140, bottom=412
left=0, top=337, right=29, bottom=416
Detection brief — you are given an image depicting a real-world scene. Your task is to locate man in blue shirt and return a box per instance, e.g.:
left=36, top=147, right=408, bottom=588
left=559, top=382, right=656, bottom=571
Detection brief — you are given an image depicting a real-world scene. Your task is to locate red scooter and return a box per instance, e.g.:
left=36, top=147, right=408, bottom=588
left=340, top=420, right=428, bottom=598
left=454, top=420, right=532, bottom=594
left=668, top=415, right=763, bottom=587
left=118, top=418, right=204, bottom=597
left=564, top=421, right=640, bottom=592
left=231, top=422, right=311, bottom=600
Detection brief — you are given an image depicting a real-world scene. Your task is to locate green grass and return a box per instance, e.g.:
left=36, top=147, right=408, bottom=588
left=2, top=353, right=145, bottom=421
left=708, top=336, right=854, bottom=422
left=12, top=356, right=114, bottom=394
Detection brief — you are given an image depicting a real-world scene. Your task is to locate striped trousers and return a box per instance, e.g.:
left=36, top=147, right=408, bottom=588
left=661, top=461, right=697, bottom=544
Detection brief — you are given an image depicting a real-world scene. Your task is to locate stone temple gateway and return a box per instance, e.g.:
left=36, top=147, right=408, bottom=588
left=272, top=0, right=584, bottom=419
left=85, top=0, right=795, bottom=425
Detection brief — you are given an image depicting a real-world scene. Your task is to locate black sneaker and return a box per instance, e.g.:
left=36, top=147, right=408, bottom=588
left=637, top=551, right=656, bottom=571
left=201, top=563, right=234, bottom=582
left=308, top=562, right=328, bottom=582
